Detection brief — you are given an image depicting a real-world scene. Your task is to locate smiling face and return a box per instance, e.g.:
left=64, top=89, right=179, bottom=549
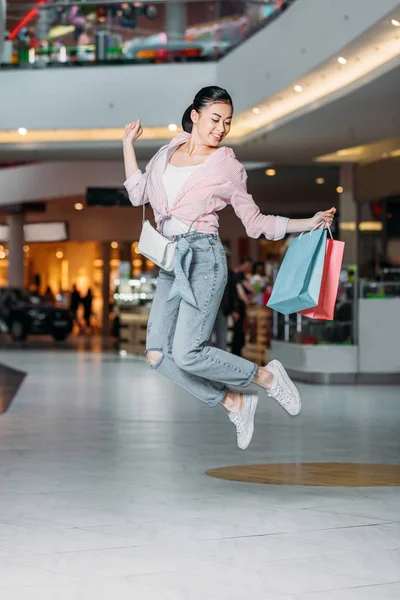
left=191, top=101, right=233, bottom=148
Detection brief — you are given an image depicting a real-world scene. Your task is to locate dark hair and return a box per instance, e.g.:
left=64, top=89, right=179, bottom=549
left=239, top=256, right=253, bottom=265
left=252, top=261, right=265, bottom=275
left=181, top=86, right=233, bottom=134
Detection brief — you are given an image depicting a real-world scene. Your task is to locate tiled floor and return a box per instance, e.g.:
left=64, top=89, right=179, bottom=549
left=0, top=349, right=399, bottom=599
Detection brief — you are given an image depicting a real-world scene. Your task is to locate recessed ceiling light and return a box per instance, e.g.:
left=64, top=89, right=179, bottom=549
left=336, top=186, right=344, bottom=194
left=252, top=107, right=261, bottom=114
left=111, top=241, right=118, bottom=249
left=168, top=123, right=178, bottom=132
left=74, top=202, right=84, bottom=211
left=391, top=18, right=400, bottom=27
left=294, top=85, right=303, bottom=93
left=18, top=127, right=28, bottom=136
left=23, top=245, right=30, bottom=253
left=265, top=168, right=276, bottom=176
left=338, top=56, right=347, bottom=64
left=56, top=251, right=64, bottom=259
left=315, top=177, right=325, bottom=184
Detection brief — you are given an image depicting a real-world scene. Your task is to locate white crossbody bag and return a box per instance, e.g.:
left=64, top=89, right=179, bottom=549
left=139, top=217, right=177, bottom=272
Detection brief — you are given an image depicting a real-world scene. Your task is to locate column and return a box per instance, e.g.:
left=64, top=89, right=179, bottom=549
left=101, top=242, right=111, bottom=336
left=339, top=164, right=359, bottom=348
left=7, top=214, right=24, bottom=288
left=119, top=242, right=132, bottom=277
left=339, top=164, right=359, bottom=266
left=165, top=0, right=186, bottom=42
left=0, top=0, right=6, bottom=62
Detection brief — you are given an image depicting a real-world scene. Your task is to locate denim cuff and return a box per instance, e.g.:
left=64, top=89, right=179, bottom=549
left=209, top=388, right=226, bottom=408
left=241, top=362, right=259, bottom=387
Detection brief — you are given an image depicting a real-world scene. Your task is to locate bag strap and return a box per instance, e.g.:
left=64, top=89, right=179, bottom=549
left=300, top=221, right=333, bottom=239
left=139, top=145, right=166, bottom=224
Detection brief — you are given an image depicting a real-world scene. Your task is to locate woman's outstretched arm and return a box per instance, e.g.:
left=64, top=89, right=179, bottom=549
left=123, top=120, right=142, bottom=180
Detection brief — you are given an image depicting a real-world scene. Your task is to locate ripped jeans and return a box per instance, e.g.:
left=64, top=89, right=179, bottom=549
left=146, top=232, right=258, bottom=407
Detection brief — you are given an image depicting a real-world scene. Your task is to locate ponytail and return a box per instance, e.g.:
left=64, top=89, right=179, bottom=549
left=181, top=103, right=194, bottom=133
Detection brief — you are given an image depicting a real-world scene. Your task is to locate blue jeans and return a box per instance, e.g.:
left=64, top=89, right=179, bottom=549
left=213, top=309, right=228, bottom=351
left=146, top=232, right=258, bottom=407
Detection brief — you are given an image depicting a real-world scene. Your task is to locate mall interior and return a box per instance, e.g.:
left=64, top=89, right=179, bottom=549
left=1, top=0, right=400, bottom=598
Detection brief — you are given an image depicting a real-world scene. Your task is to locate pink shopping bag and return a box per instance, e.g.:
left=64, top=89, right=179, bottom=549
left=298, top=236, right=345, bottom=320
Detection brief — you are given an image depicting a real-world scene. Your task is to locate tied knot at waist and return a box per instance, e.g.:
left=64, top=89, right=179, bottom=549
left=167, top=237, right=199, bottom=308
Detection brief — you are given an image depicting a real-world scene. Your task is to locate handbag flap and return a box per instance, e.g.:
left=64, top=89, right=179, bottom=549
left=139, top=221, right=175, bottom=269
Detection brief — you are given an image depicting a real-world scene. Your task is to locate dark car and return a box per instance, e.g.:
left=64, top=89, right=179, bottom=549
left=0, top=287, right=73, bottom=342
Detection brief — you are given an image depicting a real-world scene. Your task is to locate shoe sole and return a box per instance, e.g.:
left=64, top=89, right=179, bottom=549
left=268, top=360, right=302, bottom=417
left=239, top=394, right=259, bottom=450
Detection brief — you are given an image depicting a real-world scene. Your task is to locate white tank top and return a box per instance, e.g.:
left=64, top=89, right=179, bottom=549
left=162, top=163, right=202, bottom=236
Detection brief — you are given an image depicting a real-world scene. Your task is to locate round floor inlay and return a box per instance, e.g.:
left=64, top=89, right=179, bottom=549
left=206, top=463, right=400, bottom=487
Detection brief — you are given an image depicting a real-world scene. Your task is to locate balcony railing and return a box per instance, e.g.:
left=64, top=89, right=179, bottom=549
left=1, top=0, right=296, bottom=68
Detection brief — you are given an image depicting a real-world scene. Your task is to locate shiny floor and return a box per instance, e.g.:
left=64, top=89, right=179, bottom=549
left=0, top=349, right=400, bottom=600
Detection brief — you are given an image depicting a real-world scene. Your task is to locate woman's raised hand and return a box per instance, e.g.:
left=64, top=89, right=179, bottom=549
left=123, top=119, right=143, bottom=147
left=310, top=207, right=336, bottom=230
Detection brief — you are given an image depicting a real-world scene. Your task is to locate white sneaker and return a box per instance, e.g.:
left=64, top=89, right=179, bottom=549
left=266, top=360, right=302, bottom=416
left=228, top=394, right=258, bottom=450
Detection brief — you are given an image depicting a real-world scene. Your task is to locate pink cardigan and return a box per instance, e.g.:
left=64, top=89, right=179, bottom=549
left=124, top=131, right=288, bottom=240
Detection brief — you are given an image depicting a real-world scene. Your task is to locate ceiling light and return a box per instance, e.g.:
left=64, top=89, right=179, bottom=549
left=391, top=18, right=400, bottom=27
left=168, top=123, right=178, bottom=132
left=111, top=241, right=118, bottom=249
left=56, top=251, right=63, bottom=259
left=294, top=85, right=303, bottom=93
left=0, top=251, right=5, bottom=259
left=23, top=245, right=30, bottom=252
left=265, top=168, right=276, bottom=176
left=315, top=177, right=325, bottom=184
left=18, top=127, right=28, bottom=136
left=336, top=186, right=344, bottom=194
left=252, top=107, right=261, bottom=114
left=337, top=56, right=347, bottom=64
left=74, top=202, right=84, bottom=211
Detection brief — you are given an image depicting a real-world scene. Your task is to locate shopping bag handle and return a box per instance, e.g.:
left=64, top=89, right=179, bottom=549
left=300, top=221, right=333, bottom=239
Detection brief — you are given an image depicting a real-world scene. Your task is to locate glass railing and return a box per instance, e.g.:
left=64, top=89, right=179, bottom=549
left=271, top=265, right=358, bottom=346
left=271, top=268, right=400, bottom=347
left=360, top=279, right=400, bottom=299
left=1, top=0, right=296, bottom=68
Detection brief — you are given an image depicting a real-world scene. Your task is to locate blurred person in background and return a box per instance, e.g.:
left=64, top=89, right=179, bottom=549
left=249, top=260, right=271, bottom=306
left=250, top=261, right=267, bottom=289
left=69, top=284, right=82, bottom=332
left=123, top=85, right=335, bottom=450
left=82, top=288, right=93, bottom=333
left=43, top=285, right=56, bottom=305
left=213, top=247, right=236, bottom=351
left=231, top=256, right=253, bottom=357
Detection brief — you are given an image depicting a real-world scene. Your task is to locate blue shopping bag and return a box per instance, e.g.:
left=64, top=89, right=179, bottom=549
left=267, top=228, right=327, bottom=315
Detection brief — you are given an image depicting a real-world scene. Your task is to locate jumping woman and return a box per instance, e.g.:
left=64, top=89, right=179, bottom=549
left=123, top=86, right=335, bottom=450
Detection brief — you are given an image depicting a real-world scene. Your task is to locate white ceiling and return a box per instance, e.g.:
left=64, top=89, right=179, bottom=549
left=233, top=62, right=400, bottom=165
left=1, top=60, right=399, bottom=167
